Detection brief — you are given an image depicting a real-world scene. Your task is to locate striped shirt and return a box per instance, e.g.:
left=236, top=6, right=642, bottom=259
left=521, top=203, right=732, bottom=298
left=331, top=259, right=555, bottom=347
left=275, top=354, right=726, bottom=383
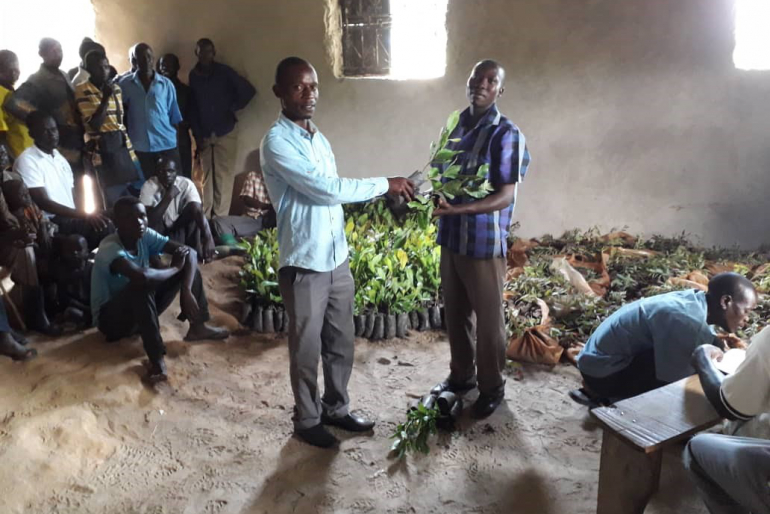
left=437, top=105, right=531, bottom=259
left=74, top=81, right=138, bottom=164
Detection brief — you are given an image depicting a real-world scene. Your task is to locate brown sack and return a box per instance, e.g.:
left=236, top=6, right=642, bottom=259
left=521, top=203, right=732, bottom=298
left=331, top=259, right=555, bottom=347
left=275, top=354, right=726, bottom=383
left=506, top=299, right=564, bottom=365
left=507, top=238, right=538, bottom=273
left=610, top=247, right=659, bottom=259
left=684, top=270, right=709, bottom=286
left=599, top=231, right=637, bottom=247
left=506, top=327, right=564, bottom=365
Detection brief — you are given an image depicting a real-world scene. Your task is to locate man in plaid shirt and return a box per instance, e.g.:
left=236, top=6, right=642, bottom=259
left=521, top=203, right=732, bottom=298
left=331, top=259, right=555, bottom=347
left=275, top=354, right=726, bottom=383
left=431, top=59, right=531, bottom=418
left=210, top=169, right=273, bottom=246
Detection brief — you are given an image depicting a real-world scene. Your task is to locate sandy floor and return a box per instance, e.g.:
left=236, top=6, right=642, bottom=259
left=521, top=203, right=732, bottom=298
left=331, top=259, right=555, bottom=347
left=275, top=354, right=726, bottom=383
left=0, top=257, right=708, bottom=514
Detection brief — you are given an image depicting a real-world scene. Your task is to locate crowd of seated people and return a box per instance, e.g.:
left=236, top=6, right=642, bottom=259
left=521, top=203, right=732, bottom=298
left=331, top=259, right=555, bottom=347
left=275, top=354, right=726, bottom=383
left=0, top=35, right=265, bottom=380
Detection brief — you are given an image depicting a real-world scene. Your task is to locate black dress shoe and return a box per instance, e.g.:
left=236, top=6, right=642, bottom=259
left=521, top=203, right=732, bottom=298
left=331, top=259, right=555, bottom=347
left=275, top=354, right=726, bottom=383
left=295, top=423, right=339, bottom=448
left=472, top=391, right=505, bottom=418
left=321, top=413, right=375, bottom=432
left=430, top=377, right=477, bottom=396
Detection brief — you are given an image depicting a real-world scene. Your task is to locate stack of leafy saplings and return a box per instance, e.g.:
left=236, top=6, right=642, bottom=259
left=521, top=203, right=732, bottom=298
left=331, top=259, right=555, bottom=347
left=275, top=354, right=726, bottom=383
left=238, top=228, right=288, bottom=334
left=239, top=198, right=444, bottom=339
left=346, top=199, right=443, bottom=340
left=504, top=229, right=770, bottom=366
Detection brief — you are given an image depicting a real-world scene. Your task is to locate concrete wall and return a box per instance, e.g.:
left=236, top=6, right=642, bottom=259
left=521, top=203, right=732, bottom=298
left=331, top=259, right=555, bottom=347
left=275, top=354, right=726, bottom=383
left=93, top=0, right=770, bottom=248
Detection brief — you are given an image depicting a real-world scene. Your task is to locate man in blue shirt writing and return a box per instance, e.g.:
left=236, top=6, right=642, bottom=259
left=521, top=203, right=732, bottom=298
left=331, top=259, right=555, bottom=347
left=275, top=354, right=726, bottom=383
left=572, top=272, right=757, bottom=404
left=261, top=57, right=414, bottom=448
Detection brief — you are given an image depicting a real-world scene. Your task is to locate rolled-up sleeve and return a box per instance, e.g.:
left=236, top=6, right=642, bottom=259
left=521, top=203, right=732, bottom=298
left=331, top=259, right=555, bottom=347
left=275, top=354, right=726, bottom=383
left=261, top=135, right=388, bottom=206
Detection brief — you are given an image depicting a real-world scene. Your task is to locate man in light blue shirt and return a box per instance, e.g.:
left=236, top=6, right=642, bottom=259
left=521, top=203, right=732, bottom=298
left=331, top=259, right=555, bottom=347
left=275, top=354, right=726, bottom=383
left=572, top=272, right=757, bottom=404
left=118, top=43, right=182, bottom=178
left=261, top=57, right=414, bottom=448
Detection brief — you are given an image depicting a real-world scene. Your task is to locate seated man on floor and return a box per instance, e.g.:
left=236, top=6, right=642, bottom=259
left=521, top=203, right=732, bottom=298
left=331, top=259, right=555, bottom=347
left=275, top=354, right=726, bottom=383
left=91, top=196, right=229, bottom=383
left=210, top=169, right=275, bottom=246
left=14, top=111, right=113, bottom=250
left=50, top=234, right=92, bottom=327
left=571, top=272, right=756, bottom=405
left=139, top=156, right=215, bottom=262
left=0, top=151, right=60, bottom=335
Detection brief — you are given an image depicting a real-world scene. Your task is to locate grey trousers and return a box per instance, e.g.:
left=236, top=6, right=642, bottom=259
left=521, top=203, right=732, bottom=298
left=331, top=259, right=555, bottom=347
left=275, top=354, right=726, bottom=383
left=440, top=248, right=507, bottom=396
left=278, top=259, right=355, bottom=431
left=210, top=215, right=263, bottom=241
left=684, top=433, right=770, bottom=514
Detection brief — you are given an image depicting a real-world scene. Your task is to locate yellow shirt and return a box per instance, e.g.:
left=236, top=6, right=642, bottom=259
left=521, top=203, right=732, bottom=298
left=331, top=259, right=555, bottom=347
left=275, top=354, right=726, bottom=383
left=0, top=86, right=33, bottom=158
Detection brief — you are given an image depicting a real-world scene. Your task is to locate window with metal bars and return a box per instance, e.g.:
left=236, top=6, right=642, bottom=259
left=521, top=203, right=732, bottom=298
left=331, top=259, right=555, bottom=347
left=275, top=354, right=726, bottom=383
left=339, top=0, right=392, bottom=77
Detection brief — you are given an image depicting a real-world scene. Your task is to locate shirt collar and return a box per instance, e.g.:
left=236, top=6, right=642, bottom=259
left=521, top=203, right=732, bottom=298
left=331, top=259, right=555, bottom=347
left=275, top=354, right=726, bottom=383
left=192, top=61, right=222, bottom=77
left=32, top=145, right=61, bottom=160
left=459, top=103, right=502, bottom=131
left=130, top=70, right=159, bottom=86
left=278, top=111, right=318, bottom=138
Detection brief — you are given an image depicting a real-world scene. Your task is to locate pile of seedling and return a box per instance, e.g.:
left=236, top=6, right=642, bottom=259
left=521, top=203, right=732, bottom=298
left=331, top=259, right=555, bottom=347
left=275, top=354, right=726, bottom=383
left=503, top=228, right=770, bottom=362
left=239, top=199, right=445, bottom=338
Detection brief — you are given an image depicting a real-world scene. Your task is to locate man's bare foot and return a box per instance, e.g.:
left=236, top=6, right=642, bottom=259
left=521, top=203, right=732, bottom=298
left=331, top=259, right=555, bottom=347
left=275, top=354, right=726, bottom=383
left=0, top=332, right=37, bottom=361
left=146, top=358, right=168, bottom=383
left=184, top=322, right=230, bottom=342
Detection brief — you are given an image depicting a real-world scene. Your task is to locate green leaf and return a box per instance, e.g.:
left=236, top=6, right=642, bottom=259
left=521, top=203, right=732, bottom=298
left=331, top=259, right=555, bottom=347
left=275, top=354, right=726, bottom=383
left=476, top=163, right=490, bottom=178
left=445, top=110, right=460, bottom=136
left=433, top=149, right=462, bottom=163
left=443, top=164, right=461, bottom=180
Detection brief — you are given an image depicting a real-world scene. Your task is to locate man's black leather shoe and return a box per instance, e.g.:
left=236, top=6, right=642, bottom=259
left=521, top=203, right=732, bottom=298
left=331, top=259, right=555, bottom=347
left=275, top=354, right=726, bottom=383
left=294, top=423, right=339, bottom=448
left=321, top=413, right=375, bottom=432
left=430, top=378, right=477, bottom=396
left=472, top=391, right=505, bottom=418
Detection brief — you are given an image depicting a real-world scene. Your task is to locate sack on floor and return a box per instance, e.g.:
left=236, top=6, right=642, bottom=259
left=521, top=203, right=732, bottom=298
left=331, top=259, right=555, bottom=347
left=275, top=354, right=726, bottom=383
left=506, top=298, right=564, bottom=365
left=506, top=326, right=564, bottom=365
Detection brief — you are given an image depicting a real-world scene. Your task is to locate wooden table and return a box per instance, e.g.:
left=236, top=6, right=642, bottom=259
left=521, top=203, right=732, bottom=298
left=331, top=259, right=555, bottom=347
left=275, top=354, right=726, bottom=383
left=590, top=375, right=721, bottom=514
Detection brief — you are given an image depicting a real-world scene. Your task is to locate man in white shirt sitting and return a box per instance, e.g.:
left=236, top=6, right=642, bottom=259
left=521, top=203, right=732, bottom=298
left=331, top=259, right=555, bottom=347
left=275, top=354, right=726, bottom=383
left=686, top=327, right=770, bottom=514
left=14, top=111, right=113, bottom=249
left=139, top=155, right=215, bottom=262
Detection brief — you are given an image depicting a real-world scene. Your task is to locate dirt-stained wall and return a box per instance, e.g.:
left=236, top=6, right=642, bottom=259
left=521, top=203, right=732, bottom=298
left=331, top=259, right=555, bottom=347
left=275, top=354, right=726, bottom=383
left=93, top=0, right=770, bottom=248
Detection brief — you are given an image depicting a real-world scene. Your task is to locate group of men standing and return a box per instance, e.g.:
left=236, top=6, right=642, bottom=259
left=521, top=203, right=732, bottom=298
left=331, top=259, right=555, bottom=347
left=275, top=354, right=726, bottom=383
left=1, top=36, right=255, bottom=217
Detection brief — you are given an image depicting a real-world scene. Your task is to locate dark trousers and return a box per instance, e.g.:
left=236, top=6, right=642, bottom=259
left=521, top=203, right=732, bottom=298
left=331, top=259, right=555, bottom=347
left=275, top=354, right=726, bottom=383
left=136, top=148, right=182, bottom=179
left=0, top=296, right=10, bottom=332
left=441, top=248, right=507, bottom=396
left=580, top=348, right=667, bottom=400
left=97, top=269, right=209, bottom=362
left=278, top=259, right=355, bottom=430
left=52, top=215, right=115, bottom=250
left=157, top=203, right=203, bottom=256
left=210, top=215, right=264, bottom=241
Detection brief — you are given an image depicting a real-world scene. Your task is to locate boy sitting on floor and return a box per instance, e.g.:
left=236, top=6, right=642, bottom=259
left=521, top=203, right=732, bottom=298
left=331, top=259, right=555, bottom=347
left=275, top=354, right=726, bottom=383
left=91, top=196, right=229, bottom=383
left=50, top=234, right=92, bottom=327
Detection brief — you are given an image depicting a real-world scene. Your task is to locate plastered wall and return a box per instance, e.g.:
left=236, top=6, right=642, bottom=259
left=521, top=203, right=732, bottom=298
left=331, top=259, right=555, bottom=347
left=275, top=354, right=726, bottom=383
left=93, top=0, right=770, bottom=248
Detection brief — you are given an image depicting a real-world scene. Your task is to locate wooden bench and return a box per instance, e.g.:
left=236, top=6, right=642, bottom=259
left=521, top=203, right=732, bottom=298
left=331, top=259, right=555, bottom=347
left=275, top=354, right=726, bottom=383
left=590, top=375, right=722, bottom=514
